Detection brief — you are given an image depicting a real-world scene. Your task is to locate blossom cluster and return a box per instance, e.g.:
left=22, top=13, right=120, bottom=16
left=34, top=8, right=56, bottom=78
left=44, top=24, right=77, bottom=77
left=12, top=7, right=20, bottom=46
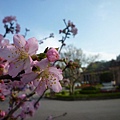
left=0, top=16, right=78, bottom=120
left=0, top=16, right=63, bottom=120
left=59, top=20, right=78, bottom=36
left=0, top=35, right=63, bottom=119
left=3, top=16, right=20, bottom=37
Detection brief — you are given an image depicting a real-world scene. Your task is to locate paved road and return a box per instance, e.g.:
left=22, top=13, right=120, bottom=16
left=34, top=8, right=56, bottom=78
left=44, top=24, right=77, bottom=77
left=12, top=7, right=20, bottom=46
left=1, top=98, right=120, bottom=120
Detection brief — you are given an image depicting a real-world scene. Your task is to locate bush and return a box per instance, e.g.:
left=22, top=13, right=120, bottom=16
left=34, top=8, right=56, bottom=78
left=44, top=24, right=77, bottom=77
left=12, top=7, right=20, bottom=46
left=61, top=90, right=67, bottom=95
left=45, top=90, right=120, bottom=101
left=54, top=92, right=120, bottom=100
left=80, top=86, right=100, bottom=94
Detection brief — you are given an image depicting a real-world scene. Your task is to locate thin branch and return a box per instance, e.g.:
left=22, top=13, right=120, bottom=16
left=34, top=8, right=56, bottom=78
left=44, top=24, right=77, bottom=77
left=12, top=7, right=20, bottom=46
left=0, top=74, right=21, bottom=81
left=52, top=112, right=67, bottom=120
left=34, top=89, right=47, bottom=107
left=2, top=92, right=35, bottom=120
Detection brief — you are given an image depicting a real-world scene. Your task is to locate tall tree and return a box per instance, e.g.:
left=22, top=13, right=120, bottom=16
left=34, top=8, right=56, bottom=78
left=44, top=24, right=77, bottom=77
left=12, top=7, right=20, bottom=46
left=59, top=44, right=99, bottom=95
left=60, top=44, right=99, bottom=67
left=116, top=54, right=120, bottom=61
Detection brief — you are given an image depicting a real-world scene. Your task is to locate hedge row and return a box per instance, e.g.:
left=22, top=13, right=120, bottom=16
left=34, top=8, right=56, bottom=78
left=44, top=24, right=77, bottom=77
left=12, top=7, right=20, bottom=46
left=45, top=92, right=120, bottom=101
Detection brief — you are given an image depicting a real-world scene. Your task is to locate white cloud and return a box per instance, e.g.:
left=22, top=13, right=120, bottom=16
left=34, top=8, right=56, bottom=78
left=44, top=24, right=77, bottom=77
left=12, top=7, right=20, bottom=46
left=98, top=52, right=116, bottom=61
left=83, top=50, right=117, bottom=61
left=27, top=29, right=62, bottom=53
left=37, top=37, right=61, bottom=53
left=36, top=34, right=61, bottom=53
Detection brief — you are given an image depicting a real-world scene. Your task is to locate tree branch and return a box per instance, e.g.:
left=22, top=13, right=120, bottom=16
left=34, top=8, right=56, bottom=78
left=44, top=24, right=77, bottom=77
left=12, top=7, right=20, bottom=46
left=0, top=74, right=21, bottom=81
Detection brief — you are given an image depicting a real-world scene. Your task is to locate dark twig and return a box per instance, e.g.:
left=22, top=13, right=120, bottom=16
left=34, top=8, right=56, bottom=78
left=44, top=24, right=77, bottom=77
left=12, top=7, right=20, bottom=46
left=2, top=92, right=35, bottom=120
left=0, top=74, right=21, bottom=81
left=34, top=89, right=47, bottom=107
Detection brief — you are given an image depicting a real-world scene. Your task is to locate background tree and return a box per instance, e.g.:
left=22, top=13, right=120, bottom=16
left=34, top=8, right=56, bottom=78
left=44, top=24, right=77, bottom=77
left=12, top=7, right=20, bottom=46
left=60, top=44, right=99, bottom=67
left=116, top=54, right=120, bottom=61
left=58, top=44, right=99, bottom=95
left=86, top=60, right=111, bottom=72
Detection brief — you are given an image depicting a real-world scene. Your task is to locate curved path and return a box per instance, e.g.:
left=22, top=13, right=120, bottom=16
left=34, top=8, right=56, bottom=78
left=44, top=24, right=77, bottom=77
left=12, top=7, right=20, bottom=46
left=30, top=98, right=120, bottom=120
left=0, top=98, right=120, bottom=120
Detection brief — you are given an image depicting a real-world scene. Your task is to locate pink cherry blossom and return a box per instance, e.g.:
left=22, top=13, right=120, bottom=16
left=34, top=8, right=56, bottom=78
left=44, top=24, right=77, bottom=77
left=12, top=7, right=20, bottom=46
left=34, top=66, right=63, bottom=95
left=46, top=48, right=59, bottom=62
left=33, top=78, right=47, bottom=96
left=2, top=61, right=9, bottom=75
left=71, top=27, right=78, bottom=36
left=67, top=20, right=78, bottom=36
left=0, top=34, right=9, bottom=48
left=0, top=82, right=10, bottom=96
left=0, top=95, right=5, bottom=101
left=15, top=23, right=21, bottom=33
left=2, top=16, right=16, bottom=24
left=35, top=58, right=49, bottom=70
left=18, top=94, right=26, bottom=100
left=0, top=34, right=39, bottom=77
left=21, top=72, right=38, bottom=84
left=8, top=80, right=25, bottom=90
left=0, top=110, right=6, bottom=118
left=32, top=67, right=63, bottom=95
left=46, top=67, right=63, bottom=91
left=21, top=62, right=63, bottom=95
left=20, top=101, right=36, bottom=119
left=68, top=20, right=74, bottom=27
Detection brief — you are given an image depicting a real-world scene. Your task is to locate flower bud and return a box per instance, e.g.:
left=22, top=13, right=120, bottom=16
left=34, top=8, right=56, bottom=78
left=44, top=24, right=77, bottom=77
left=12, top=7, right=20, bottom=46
left=0, top=95, right=5, bottom=101
left=0, top=110, right=6, bottom=117
left=46, top=48, right=59, bottom=62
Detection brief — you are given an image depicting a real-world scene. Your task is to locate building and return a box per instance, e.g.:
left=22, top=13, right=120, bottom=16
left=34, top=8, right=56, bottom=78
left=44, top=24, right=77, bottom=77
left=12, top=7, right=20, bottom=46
left=81, top=60, right=120, bottom=85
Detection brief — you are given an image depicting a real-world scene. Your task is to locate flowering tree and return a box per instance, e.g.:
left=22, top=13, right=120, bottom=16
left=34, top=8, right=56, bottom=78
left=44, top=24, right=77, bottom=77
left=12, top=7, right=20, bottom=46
left=0, top=16, right=78, bottom=120
left=60, top=44, right=99, bottom=94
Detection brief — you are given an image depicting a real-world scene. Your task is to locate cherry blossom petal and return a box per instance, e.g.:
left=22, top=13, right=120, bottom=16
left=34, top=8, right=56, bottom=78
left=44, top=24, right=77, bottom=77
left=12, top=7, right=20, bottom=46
left=23, top=57, right=33, bottom=73
left=36, top=81, right=47, bottom=96
left=46, top=48, right=59, bottom=62
left=13, top=34, right=26, bottom=49
left=1, top=39, right=9, bottom=47
left=0, top=45, right=19, bottom=62
left=47, top=79, right=62, bottom=92
left=35, top=58, right=49, bottom=70
left=33, top=78, right=40, bottom=86
left=49, top=67, right=63, bottom=80
left=21, top=72, right=38, bottom=84
left=0, top=83, right=10, bottom=96
left=21, top=101, right=35, bottom=118
left=8, top=59, right=25, bottom=77
left=25, top=37, right=39, bottom=55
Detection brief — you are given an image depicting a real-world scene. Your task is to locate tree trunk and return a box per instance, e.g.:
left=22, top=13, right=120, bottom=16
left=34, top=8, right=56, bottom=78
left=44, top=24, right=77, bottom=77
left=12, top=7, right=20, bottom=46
left=69, top=82, right=74, bottom=95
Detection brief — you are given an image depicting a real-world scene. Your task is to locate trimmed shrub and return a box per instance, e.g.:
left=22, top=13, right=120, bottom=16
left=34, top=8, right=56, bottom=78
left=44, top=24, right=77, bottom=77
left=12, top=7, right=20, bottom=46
left=61, top=90, right=67, bottom=95
left=80, top=86, right=100, bottom=94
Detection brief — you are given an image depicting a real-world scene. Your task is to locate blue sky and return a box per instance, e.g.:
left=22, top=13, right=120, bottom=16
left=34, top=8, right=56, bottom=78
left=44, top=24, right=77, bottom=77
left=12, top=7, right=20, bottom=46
left=0, top=0, right=120, bottom=61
